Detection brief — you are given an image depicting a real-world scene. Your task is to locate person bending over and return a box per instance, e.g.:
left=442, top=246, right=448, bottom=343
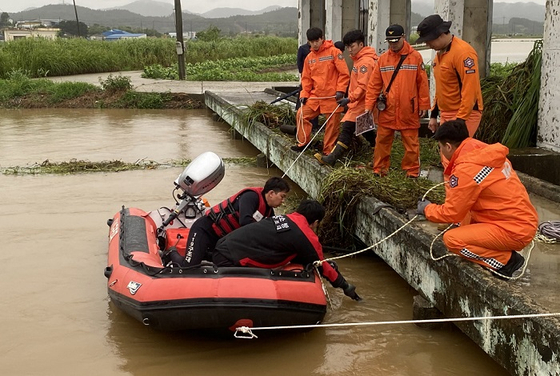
left=213, top=199, right=360, bottom=300
left=167, top=177, right=290, bottom=267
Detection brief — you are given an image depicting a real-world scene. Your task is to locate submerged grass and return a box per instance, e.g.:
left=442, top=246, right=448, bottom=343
left=1, top=157, right=258, bottom=175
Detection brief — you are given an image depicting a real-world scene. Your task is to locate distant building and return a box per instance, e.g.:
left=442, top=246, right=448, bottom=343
left=166, top=31, right=197, bottom=40
left=3, top=28, right=60, bottom=41
left=102, top=29, right=147, bottom=40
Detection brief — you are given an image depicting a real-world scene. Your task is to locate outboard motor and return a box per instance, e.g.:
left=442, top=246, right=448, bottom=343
left=160, top=152, right=225, bottom=229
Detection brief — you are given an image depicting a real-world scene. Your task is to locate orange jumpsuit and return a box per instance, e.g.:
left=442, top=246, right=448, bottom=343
left=342, top=46, right=378, bottom=123
left=297, top=40, right=350, bottom=154
left=365, top=41, right=430, bottom=177
left=431, top=36, right=484, bottom=169
left=424, top=138, right=538, bottom=270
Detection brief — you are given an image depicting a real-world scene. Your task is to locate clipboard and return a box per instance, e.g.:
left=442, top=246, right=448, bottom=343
left=355, top=111, right=376, bottom=136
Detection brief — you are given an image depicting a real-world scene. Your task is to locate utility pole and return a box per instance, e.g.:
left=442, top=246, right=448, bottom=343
left=174, top=0, right=186, bottom=80
left=72, top=0, right=81, bottom=38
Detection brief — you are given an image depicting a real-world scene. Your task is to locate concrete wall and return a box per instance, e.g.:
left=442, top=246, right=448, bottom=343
left=538, top=0, right=560, bottom=153
left=205, top=90, right=560, bottom=375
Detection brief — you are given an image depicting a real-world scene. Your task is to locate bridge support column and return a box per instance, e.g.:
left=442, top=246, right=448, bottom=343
left=538, top=0, right=560, bottom=153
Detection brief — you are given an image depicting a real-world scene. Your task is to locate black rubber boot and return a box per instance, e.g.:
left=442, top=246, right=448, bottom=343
left=318, top=142, right=348, bottom=166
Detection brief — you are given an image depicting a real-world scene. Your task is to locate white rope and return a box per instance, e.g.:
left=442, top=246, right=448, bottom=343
left=314, top=182, right=445, bottom=264
left=233, top=312, right=560, bottom=338
left=282, top=104, right=341, bottom=178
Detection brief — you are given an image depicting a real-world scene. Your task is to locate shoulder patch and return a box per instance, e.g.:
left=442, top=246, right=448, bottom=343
left=449, top=174, right=459, bottom=188
left=463, top=57, right=475, bottom=69
left=338, top=53, right=344, bottom=60
left=360, top=65, right=368, bottom=73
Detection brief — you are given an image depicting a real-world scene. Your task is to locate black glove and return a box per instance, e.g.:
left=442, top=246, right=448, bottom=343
left=335, top=91, right=345, bottom=100
left=337, top=97, right=350, bottom=107
left=342, top=282, right=361, bottom=301
left=332, top=274, right=361, bottom=301
left=300, top=97, right=308, bottom=105
left=416, top=198, right=432, bottom=216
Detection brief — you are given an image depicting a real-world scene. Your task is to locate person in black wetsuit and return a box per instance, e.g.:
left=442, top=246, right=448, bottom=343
left=166, top=177, right=290, bottom=267
left=213, top=199, right=360, bottom=300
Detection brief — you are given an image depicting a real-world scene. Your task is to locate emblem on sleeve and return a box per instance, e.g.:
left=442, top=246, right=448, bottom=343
left=449, top=175, right=459, bottom=188
left=360, top=65, right=367, bottom=73
left=463, top=57, right=475, bottom=69
left=338, top=53, right=344, bottom=60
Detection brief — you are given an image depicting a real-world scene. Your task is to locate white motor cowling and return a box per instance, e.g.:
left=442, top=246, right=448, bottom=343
left=174, top=151, right=225, bottom=197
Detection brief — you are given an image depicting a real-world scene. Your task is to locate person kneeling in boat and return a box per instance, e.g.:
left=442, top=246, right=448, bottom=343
left=213, top=199, right=361, bottom=300
left=166, top=176, right=290, bottom=267
left=416, top=120, right=538, bottom=278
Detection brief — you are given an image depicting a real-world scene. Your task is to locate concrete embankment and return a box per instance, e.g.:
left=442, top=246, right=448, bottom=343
left=205, top=89, right=560, bottom=376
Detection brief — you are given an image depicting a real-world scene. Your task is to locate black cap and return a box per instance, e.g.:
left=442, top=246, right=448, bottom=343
left=385, top=24, right=404, bottom=42
left=416, top=14, right=452, bottom=44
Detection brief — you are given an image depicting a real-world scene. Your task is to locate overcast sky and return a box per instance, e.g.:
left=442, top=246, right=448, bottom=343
left=2, top=0, right=545, bottom=15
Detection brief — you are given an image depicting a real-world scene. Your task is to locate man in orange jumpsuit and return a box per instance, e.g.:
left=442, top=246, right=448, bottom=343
left=292, top=27, right=350, bottom=155
left=364, top=24, right=430, bottom=178
left=416, top=120, right=538, bottom=278
left=416, top=14, right=484, bottom=169
left=316, top=29, right=378, bottom=166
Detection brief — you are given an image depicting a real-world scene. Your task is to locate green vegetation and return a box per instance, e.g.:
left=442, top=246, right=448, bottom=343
left=0, top=72, right=201, bottom=109
left=143, top=54, right=298, bottom=81
left=0, top=36, right=298, bottom=79
left=476, top=40, right=542, bottom=148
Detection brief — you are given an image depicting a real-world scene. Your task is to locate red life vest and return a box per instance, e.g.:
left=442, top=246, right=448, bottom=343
left=207, top=187, right=271, bottom=237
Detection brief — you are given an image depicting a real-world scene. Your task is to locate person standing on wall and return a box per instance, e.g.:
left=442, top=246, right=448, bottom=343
left=416, top=14, right=484, bottom=169
left=315, top=29, right=379, bottom=166
left=292, top=27, right=350, bottom=155
left=364, top=24, right=430, bottom=178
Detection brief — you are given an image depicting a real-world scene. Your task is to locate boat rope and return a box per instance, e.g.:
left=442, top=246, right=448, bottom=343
left=314, top=180, right=535, bottom=281
left=536, top=220, right=560, bottom=243
left=233, top=312, right=560, bottom=339
left=283, top=104, right=341, bottom=178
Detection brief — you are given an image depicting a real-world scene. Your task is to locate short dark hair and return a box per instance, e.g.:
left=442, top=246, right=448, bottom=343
left=263, top=177, right=290, bottom=194
left=306, top=27, right=323, bottom=41
left=296, top=199, right=325, bottom=224
left=433, top=120, right=469, bottom=146
left=343, top=29, right=365, bottom=46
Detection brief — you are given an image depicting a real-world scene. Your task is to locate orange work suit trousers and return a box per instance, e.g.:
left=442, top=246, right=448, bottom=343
left=440, top=110, right=482, bottom=170
left=442, top=222, right=533, bottom=270
left=373, top=126, right=420, bottom=177
left=296, top=103, right=342, bottom=155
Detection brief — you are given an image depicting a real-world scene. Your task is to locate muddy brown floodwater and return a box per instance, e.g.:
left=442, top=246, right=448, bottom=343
left=0, top=108, right=508, bottom=375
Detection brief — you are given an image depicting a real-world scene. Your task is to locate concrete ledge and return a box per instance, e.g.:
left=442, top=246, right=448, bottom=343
left=204, top=90, right=560, bottom=375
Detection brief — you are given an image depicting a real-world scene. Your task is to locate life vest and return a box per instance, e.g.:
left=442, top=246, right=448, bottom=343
left=207, top=187, right=271, bottom=237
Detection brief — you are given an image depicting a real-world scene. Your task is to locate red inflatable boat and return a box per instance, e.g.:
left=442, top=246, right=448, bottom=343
left=104, top=152, right=327, bottom=332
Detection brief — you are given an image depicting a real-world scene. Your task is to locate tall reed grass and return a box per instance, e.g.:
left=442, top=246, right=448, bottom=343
left=0, top=36, right=298, bottom=79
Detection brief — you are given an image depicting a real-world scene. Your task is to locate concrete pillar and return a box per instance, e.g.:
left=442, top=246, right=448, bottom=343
left=298, top=0, right=325, bottom=46
left=368, top=0, right=412, bottom=55
left=325, top=0, right=342, bottom=41
left=433, top=0, right=491, bottom=77
left=367, top=0, right=391, bottom=54
left=538, top=0, right=560, bottom=153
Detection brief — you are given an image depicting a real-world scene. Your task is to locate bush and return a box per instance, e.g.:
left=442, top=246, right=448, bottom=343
left=99, top=74, right=133, bottom=92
